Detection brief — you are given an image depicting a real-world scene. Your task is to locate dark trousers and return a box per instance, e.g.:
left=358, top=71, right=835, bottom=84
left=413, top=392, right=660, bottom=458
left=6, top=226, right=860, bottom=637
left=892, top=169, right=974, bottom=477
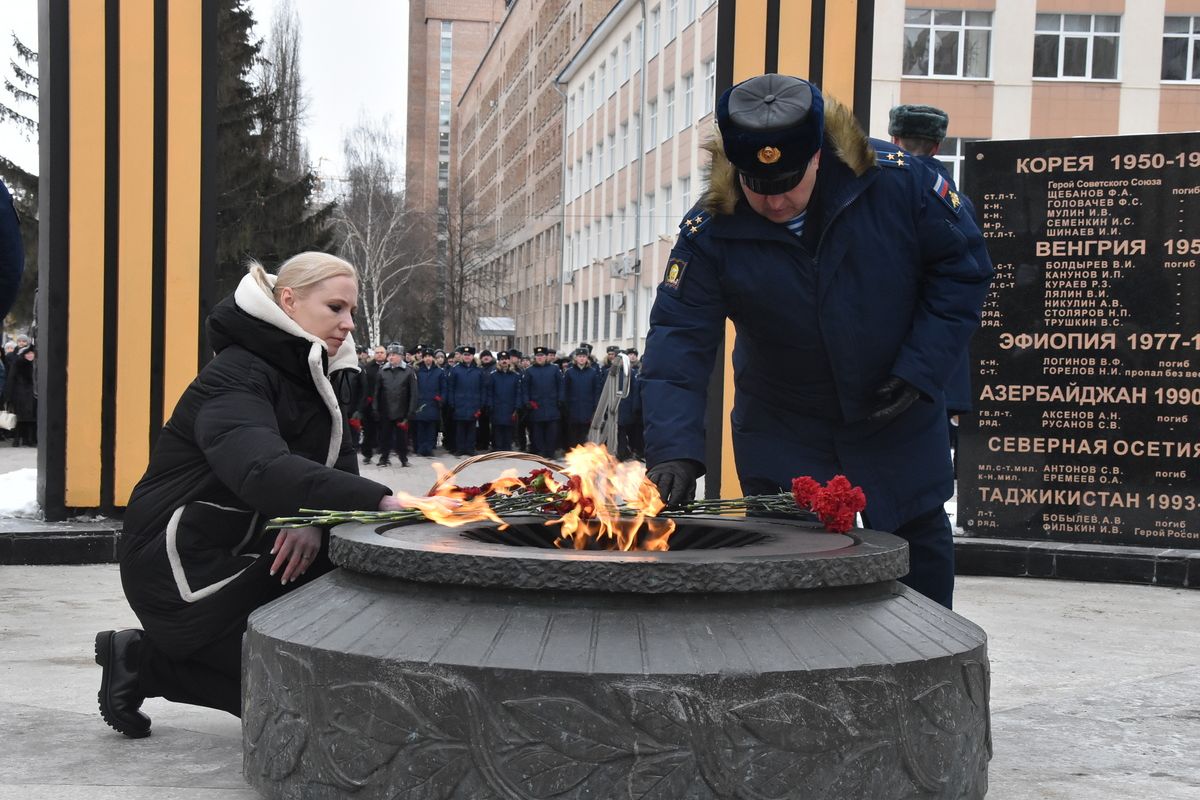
left=629, top=416, right=645, bottom=458
left=129, top=543, right=335, bottom=718
left=870, top=505, right=955, bottom=610
left=136, top=627, right=242, bottom=716
left=454, top=420, right=477, bottom=455
left=491, top=423, right=514, bottom=451
left=515, top=411, right=529, bottom=451
left=566, top=421, right=590, bottom=451
left=377, top=419, right=409, bottom=463
left=617, top=423, right=637, bottom=460
left=475, top=410, right=491, bottom=451
left=414, top=420, right=438, bottom=456
left=440, top=407, right=455, bottom=452
left=530, top=420, right=557, bottom=457
left=359, top=414, right=379, bottom=458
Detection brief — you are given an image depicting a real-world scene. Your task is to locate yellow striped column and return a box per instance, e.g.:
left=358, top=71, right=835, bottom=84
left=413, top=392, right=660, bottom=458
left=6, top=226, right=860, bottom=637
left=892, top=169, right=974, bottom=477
left=707, top=0, right=876, bottom=498
left=38, top=0, right=213, bottom=519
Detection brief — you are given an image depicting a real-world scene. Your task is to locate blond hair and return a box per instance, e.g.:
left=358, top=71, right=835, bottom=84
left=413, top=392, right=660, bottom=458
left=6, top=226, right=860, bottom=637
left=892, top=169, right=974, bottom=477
left=246, top=252, right=358, bottom=304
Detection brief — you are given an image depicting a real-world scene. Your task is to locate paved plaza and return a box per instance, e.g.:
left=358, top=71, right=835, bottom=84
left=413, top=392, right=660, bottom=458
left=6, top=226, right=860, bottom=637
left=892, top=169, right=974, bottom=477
left=0, top=447, right=1197, bottom=798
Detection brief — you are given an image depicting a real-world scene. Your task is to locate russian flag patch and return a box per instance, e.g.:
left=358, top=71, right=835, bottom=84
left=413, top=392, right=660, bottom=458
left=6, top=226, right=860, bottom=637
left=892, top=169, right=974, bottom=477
left=932, top=173, right=962, bottom=216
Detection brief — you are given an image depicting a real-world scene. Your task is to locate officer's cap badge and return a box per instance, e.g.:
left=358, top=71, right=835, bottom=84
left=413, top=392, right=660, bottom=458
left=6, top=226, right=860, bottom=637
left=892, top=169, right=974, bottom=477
left=757, top=146, right=782, bottom=165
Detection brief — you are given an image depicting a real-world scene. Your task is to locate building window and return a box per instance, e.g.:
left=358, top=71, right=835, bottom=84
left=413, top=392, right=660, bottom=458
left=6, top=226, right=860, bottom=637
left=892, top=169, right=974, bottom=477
left=667, top=0, right=678, bottom=42
left=647, top=100, right=658, bottom=150
left=604, top=295, right=612, bottom=339
left=592, top=298, right=600, bottom=340
left=618, top=208, right=627, bottom=250
left=566, top=165, right=574, bottom=200
left=663, top=87, right=675, bottom=142
left=605, top=214, right=613, bottom=254
left=681, top=73, right=694, bottom=129
left=620, top=121, right=629, bottom=167
left=903, top=9, right=991, bottom=78
left=1163, top=16, right=1200, bottom=81
left=1033, top=14, right=1120, bottom=80
left=662, top=184, right=673, bottom=233
left=650, top=5, right=661, bottom=53
left=644, top=192, right=656, bottom=244
left=607, top=133, right=616, bottom=176
left=686, top=0, right=696, bottom=26
left=596, top=140, right=604, bottom=185
left=703, top=59, right=716, bottom=114
left=584, top=150, right=592, bottom=191
left=568, top=95, right=576, bottom=128
left=578, top=302, right=585, bottom=342
left=610, top=50, right=619, bottom=94
left=679, top=176, right=691, bottom=213
left=622, top=36, right=632, bottom=83
left=588, top=73, right=595, bottom=111
left=599, top=63, right=607, bottom=101
left=937, top=137, right=982, bottom=187
left=616, top=298, right=624, bottom=339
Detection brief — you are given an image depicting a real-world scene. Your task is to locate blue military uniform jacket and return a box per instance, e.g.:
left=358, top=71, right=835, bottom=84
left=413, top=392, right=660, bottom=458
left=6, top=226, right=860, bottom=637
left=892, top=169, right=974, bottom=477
left=640, top=98, right=993, bottom=530
left=447, top=362, right=487, bottom=421
left=413, top=363, right=445, bottom=422
left=523, top=362, right=563, bottom=422
left=563, top=364, right=602, bottom=424
left=488, top=368, right=525, bottom=423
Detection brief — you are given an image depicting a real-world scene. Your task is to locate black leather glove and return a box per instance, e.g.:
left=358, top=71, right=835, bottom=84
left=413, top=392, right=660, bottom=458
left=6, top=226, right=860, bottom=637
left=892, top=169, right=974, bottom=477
left=866, top=376, right=921, bottom=424
left=647, top=459, right=704, bottom=508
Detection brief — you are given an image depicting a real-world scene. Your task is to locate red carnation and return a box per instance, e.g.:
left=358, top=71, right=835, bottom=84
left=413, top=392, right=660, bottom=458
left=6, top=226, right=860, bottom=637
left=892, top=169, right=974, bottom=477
left=790, top=474, right=866, bottom=533
left=529, top=400, right=539, bottom=410
left=791, top=476, right=822, bottom=511
left=348, top=417, right=361, bottom=432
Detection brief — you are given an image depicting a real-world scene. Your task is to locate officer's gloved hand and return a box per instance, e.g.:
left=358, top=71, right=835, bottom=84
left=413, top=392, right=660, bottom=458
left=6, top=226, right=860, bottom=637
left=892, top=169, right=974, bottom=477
left=867, top=376, right=921, bottom=424
left=647, top=459, right=704, bottom=508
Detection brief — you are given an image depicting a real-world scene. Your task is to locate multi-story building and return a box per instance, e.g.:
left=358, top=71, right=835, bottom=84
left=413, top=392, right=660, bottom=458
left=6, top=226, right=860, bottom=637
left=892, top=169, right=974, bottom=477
left=454, top=1, right=620, bottom=356
left=404, top=0, right=508, bottom=347
left=437, top=0, right=1200, bottom=354
left=871, top=0, right=1200, bottom=185
left=559, top=0, right=719, bottom=355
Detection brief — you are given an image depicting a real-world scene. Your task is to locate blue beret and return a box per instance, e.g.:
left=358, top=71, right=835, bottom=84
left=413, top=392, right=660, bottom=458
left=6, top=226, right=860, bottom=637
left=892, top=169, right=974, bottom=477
left=717, top=74, right=824, bottom=195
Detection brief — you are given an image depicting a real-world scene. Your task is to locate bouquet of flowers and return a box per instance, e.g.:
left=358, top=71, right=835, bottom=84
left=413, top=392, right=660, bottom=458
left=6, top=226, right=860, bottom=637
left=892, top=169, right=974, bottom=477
left=267, top=449, right=867, bottom=538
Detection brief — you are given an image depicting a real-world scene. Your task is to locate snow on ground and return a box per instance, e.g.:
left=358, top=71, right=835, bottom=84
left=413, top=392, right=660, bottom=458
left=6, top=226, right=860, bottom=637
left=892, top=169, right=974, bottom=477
left=0, top=468, right=41, bottom=518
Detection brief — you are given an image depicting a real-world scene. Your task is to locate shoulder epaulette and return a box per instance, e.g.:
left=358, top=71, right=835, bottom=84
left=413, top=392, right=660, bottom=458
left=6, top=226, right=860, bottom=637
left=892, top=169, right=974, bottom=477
left=876, top=149, right=909, bottom=169
left=679, top=209, right=711, bottom=239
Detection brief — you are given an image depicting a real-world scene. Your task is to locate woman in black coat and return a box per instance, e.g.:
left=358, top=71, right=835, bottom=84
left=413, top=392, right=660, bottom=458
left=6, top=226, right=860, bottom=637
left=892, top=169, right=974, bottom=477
left=95, top=253, right=424, bottom=738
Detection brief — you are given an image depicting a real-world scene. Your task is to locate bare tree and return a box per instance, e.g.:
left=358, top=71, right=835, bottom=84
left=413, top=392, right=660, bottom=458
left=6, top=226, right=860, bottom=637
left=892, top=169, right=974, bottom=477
left=443, top=187, right=502, bottom=349
left=257, top=0, right=308, bottom=181
left=335, top=117, right=433, bottom=347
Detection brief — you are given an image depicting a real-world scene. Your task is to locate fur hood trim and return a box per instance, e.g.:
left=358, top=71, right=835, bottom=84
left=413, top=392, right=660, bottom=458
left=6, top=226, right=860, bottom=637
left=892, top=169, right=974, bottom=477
left=699, top=94, right=876, bottom=215
left=233, top=269, right=355, bottom=467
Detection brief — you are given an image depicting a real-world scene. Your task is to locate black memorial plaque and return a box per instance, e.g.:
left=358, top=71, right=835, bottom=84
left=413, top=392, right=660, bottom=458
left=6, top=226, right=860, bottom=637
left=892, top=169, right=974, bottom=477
left=960, top=133, right=1200, bottom=549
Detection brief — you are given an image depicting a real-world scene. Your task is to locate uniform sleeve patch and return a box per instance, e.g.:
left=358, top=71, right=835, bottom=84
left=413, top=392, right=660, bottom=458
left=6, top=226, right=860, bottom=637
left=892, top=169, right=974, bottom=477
left=931, top=173, right=962, bottom=216
left=662, top=256, right=689, bottom=290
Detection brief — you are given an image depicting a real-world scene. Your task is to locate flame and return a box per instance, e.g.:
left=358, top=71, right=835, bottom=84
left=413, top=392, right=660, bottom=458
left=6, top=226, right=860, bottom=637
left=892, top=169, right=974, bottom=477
left=548, top=443, right=676, bottom=551
left=407, top=446, right=676, bottom=550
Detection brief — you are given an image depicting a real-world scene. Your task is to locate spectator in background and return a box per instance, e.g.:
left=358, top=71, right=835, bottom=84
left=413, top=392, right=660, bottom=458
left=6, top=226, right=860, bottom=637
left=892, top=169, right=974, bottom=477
left=2, top=341, right=35, bottom=446
left=0, top=179, right=24, bottom=321
left=373, top=344, right=417, bottom=467
left=357, top=345, right=387, bottom=464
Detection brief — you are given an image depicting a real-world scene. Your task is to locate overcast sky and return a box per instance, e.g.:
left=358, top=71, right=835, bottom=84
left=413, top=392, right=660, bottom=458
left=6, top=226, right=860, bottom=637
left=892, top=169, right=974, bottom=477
left=0, top=0, right=408, bottom=188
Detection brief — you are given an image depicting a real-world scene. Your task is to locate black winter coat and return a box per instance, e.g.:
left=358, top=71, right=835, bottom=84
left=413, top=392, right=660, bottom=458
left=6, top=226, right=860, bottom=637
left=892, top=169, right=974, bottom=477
left=119, top=271, right=388, bottom=657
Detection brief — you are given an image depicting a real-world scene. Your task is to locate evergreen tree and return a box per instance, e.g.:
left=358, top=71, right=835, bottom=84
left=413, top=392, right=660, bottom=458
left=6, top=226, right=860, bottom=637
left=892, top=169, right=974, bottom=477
left=0, top=33, right=39, bottom=331
left=213, top=0, right=334, bottom=300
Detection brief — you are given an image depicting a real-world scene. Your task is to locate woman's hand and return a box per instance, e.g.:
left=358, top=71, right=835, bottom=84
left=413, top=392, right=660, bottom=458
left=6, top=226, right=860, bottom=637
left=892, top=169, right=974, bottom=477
left=270, top=525, right=322, bottom=585
left=378, top=494, right=460, bottom=513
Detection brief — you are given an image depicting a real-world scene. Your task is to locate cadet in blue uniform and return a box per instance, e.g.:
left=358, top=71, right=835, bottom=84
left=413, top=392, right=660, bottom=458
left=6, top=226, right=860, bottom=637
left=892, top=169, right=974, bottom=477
left=563, top=347, right=602, bottom=449
left=447, top=345, right=487, bottom=456
left=889, top=104, right=979, bottom=472
left=524, top=346, right=563, bottom=458
left=476, top=349, right=497, bottom=451
left=412, top=348, right=445, bottom=456
left=640, top=75, right=993, bottom=609
left=487, top=351, right=524, bottom=451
